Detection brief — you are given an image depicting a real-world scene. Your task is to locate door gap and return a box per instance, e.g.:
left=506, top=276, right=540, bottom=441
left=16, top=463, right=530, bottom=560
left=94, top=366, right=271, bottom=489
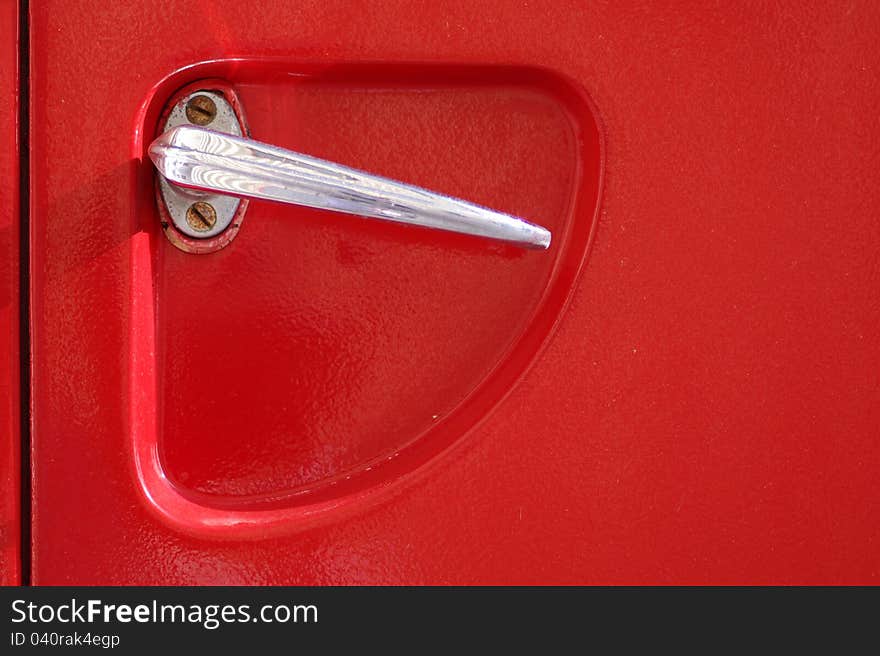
left=18, top=0, right=31, bottom=587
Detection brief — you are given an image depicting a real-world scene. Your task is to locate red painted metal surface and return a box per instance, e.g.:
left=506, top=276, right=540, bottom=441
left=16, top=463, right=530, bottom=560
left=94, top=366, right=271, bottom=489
left=0, top=0, right=20, bottom=586
left=31, top=2, right=880, bottom=583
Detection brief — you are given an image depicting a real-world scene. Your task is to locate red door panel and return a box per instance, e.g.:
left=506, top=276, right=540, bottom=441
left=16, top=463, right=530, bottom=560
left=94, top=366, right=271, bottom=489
left=0, top=0, right=20, bottom=586
left=30, top=2, right=880, bottom=583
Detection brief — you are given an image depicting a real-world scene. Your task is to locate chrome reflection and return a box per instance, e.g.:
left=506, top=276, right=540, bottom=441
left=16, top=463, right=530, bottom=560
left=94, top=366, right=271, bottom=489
left=150, top=125, right=552, bottom=249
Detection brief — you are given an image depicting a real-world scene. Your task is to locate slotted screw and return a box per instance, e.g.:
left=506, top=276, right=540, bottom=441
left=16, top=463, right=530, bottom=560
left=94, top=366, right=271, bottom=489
left=185, top=95, right=217, bottom=125
left=186, top=201, right=217, bottom=232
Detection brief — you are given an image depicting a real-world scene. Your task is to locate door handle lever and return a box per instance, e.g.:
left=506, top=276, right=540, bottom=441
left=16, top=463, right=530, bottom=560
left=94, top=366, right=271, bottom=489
left=149, top=125, right=551, bottom=250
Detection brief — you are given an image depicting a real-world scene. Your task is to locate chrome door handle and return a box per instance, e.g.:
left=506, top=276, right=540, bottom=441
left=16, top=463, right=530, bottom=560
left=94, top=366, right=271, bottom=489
left=149, top=125, right=551, bottom=249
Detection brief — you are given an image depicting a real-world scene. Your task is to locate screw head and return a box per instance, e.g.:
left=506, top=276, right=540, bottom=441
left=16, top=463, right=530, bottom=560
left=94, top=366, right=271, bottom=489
left=186, top=201, right=217, bottom=232
left=185, top=95, right=217, bottom=125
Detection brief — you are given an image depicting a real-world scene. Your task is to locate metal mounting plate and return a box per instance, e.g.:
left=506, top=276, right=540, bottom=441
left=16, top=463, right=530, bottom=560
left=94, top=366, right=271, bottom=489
left=155, top=81, right=249, bottom=253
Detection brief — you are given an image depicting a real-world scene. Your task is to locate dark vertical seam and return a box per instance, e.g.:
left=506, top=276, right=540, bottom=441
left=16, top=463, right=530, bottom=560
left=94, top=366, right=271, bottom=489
left=18, top=0, right=31, bottom=586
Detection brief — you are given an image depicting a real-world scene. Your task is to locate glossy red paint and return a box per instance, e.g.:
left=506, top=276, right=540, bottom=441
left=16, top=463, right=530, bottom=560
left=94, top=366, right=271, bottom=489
left=0, top=0, right=20, bottom=585
left=31, top=2, right=880, bottom=583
